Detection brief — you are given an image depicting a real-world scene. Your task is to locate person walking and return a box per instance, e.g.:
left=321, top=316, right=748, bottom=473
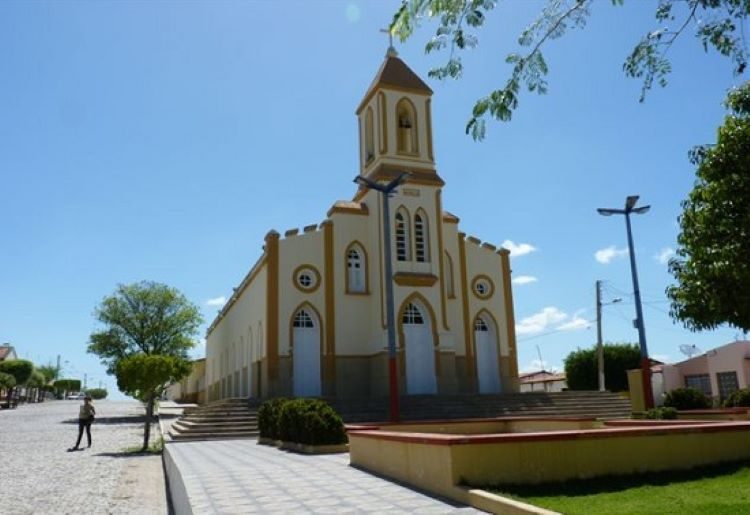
left=69, top=395, right=96, bottom=451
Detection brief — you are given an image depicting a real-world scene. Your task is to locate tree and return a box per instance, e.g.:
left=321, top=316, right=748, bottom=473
left=89, top=281, right=203, bottom=373
left=37, top=364, right=60, bottom=384
left=53, top=379, right=82, bottom=396
left=89, top=281, right=202, bottom=450
left=116, top=354, right=192, bottom=451
left=0, top=372, right=16, bottom=400
left=0, top=359, right=34, bottom=405
left=84, top=388, right=108, bottom=400
left=26, top=369, right=47, bottom=402
left=392, top=0, right=750, bottom=140
left=564, top=342, right=641, bottom=391
left=667, top=82, right=750, bottom=332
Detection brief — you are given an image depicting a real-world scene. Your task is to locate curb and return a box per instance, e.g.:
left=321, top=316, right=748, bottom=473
left=163, top=445, right=193, bottom=515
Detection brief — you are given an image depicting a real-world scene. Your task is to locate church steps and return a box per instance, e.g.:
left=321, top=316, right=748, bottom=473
left=168, top=398, right=260, bottom=441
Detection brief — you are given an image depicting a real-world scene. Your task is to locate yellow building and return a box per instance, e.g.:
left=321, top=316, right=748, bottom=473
left=205, top=48, right=519, bottom=401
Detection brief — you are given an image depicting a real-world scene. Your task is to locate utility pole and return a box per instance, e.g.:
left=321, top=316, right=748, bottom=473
left=596, top=280, right=605, bottom=392
left=84, top=373, right=87, bottom=390
left=56, top=355, right=61, bottom=379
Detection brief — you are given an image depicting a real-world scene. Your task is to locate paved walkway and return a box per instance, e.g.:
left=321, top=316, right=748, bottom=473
left=166, top=440, right=481, bottom=514
left=0, top=400, right=167, bottom=515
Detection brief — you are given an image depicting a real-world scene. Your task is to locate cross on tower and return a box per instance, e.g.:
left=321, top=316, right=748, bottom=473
left=379, top=27, right=394, bottom=51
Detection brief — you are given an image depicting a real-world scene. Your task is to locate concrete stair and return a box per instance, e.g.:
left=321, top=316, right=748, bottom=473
left=169, top=398, right=260, bottom=441
left=329, top=391, right=632, bottom=423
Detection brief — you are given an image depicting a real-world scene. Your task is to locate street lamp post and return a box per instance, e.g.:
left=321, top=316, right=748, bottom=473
left=597, top=195, right=654, bottom=409
left=354, top=172, right=410, bottom=422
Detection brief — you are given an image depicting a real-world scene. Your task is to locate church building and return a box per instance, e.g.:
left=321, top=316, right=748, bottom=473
left=205, top=48, right=520, bottom=401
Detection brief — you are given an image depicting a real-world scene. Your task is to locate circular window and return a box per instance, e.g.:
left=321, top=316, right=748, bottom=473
left=471, top=275, right=495, bottom=299
left=293, top=265, right=320, bottom=293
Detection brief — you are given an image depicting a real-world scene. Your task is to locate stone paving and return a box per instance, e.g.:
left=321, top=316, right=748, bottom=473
left=166, top=439, right=482, bottom=514
left=0, top=400, right=167, bottom=515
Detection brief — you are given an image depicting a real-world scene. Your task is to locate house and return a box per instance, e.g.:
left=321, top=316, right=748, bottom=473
left=204, top=47, right=520, bottom=401
left=0, top=345, right=17, bottom=362
left=661, top=340, right=750, bottom=402
left=519, top=370, right=567, bottom=393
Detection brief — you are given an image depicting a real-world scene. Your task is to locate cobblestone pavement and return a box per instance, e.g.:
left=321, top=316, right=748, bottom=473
left=167, top=440, right=482, bottom=514
left=0, top=400, right=167, bottom=515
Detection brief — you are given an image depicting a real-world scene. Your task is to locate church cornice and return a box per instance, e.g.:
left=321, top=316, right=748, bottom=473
left=327, top=201, right=369, bottom=217
left=393, top=272, right=438, bottom=287
left=365, top=163, right=445, bottom=187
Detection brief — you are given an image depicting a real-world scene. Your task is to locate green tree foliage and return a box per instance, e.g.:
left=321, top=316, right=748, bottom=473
left=0, top=372, right=16, bottom=390
left=89, top=281, right=203, bottom=374
left=391, top=0, right=750, bottom=139
left=53, top=379, right=82, bottom=393
left=84, top=388, right=108, bottom=400
left=116, top=354, right=192, bottom=451
left=26, top=370, right=46, bottom=388
left=723, top=387, right=750, bottom=407
left=0, top=359, right=34, bottom=405
left=667, top=82, right=750, bottom=333
left=37, top=364, right=59, bottom=384
left=564, top=343, right=640, bottom=391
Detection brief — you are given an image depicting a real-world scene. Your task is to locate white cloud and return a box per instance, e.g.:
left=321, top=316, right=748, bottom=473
left=206, top=296, right=227, bottom=307
left=557, top=314, right=591, bottom=331
left=513, top=275, right=538, bottom=285
left=501, top=240, right=537, bottom=258
left=655, top=247, right=675, bottom=265
left=516, top=307, right=568, bottom=335
left=595, top=245, right=629, bottom=264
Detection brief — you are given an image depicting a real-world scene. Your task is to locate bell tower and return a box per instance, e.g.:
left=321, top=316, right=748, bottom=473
left=355, top=46, right=436, bottom=178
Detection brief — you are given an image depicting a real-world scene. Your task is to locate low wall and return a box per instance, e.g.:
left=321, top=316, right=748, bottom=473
left=348, top=416, right=598, bottom=435
left=349, top=419, right=750, bottom=506
left=163, top=445, right=192, bottom=515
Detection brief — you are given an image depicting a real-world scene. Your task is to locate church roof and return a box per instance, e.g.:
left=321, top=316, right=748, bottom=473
left=357, top=50, right=432, bottom=114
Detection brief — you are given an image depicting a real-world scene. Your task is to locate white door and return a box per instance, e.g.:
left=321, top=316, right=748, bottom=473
left=293, top=309, right=321, bottom=397
left=475, top=317, right=501, bottom=393
left=403, top=302, right=437, bottom=394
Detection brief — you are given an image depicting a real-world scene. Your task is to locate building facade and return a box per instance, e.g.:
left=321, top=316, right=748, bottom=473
left=205, top=49, right=520, bottom=401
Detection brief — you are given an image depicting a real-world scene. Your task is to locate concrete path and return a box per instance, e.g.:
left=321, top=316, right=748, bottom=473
left=165, top=440, right=481, bottom=514
left=0, top=400, right=167, bottom=515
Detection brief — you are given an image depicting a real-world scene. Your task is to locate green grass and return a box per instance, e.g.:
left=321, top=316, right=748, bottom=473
left=488, top=461, right=750, bottom=515
left=122, top=435, right=164, bottom=455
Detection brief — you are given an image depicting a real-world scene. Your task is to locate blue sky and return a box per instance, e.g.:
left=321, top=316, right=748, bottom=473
left=1, top=1, right=746, bottom=398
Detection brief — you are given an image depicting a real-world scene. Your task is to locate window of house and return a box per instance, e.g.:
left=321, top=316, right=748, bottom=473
left=347, top=245, right=366, bottom=293
left=414, top=211, right=429, bottom=262
left=684, top=374, right=712, bottom=396
left=395, top=209, right=410, bottom=261
left=402, top=303, right=424, bottom=325
left=717, top=371, right=739, bottom=401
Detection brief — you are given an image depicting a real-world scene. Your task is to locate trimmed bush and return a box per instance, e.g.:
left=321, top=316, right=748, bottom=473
left=644, top=407, right=678, bottom=420
left=664, top=387, right=712, bottom=410
left=258, top=398, right=290, bottom=440
left=564, top=343, right=640, bottom=391
left=277, top=399, right=347, bottom=446
left=723, top=388, right=750, bottom=408
left=85, top=388, right=108, bottom=400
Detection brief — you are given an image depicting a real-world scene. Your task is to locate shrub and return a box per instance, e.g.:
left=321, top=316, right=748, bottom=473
left=258, top=398, right=290, bottom=440
left=663, top=387, right=712, bottom=410
left=277, top=399, right=347, bottom=446
left=564, top=343, right=641, bottom=391
left=644, top=407, right=678, bottom=420
left=723, top=388, right=750, bottom=408
left=53, top=379, right=82, bottom=393
left=0, top=372, right=16, bottom=389
left=85, top=388, right=108, bottom=400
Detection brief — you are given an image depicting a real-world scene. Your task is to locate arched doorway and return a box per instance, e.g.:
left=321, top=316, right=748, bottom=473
left=474, top=315, right=501, bottom=393
left=292, top=308, right=321, bottom=397
left=402, top=300, right=437, bottom=394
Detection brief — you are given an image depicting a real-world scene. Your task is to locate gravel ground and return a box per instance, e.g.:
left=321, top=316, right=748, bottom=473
left=0, top=400, right=168, bottom=515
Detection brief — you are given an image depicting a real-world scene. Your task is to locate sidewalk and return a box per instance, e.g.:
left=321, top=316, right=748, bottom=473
left=164, top=439, right=481, bottom=514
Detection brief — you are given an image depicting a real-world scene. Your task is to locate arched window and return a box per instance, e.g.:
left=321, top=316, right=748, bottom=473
left=414, top=210, right=429, bottom=262
left=293, top=309, right=314, bottom=328
left=396, top=98, right=418, bottom=154
left=474, top=318, right=489, bottom=332
left=395, top=208, right=411, bottom=261
left=445, top=251, right=455, bottom=298
left=402, top=303, right=425, bottom=325
left=347, top=243, right=367, bottom=293
left=365, top=107, right=375, bottom=162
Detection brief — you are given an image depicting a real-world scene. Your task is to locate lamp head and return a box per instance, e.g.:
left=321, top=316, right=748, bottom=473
left=625, top=195, right=640, bottom=210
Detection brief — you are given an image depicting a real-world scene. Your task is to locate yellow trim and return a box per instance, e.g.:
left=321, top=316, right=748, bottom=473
left=288, top=302, right=324, bottom=391
left=379, top=92, right=388, bottom=154
left=393, top=272, right=438, bottom=287
left=445, top=251, right=456, bottom=299
left=344, top=240, right=370, bottom=295
left=365, top=106, right=375, bottom=163
left=356, top=84, right=433, bottom=116
left=365, top=163, right=445, bottom=187
left=443, top=212, right=460, bottom=224
left=265, top=230, right=280, bottom=380
left=327, top=203, right=369, bottom=217
left=500, top=251, right=519, bottom=388
left=472, top=310, right=503, bottom=387
left=457, top=232, right=474, bottom=381
left=396, top=97, right=419, bottom=156
left=358, top=115, right=364, bottom=169
left=291, top=264, right=321, bottom=294
left=471, top=274, right=496, bottom=300
left=426, top=98, right=434, bottom=161
left=323, top=220, right=336, bottom=396
left=352, top=188, right=368, bottom=203
left=435, top=190, right=449, bottom=330
left=206, top=254, right=267, bottom=335
left=396, top=292, right=441, bottom=378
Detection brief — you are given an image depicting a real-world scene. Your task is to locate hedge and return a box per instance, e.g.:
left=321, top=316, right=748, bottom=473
left=723, top=388, right=750, bottom=408
left=644, top=407, right=678, bottom=420
left=258, top=398, right=347, bottom=445
left=663, top=387, right=712, bottom=410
